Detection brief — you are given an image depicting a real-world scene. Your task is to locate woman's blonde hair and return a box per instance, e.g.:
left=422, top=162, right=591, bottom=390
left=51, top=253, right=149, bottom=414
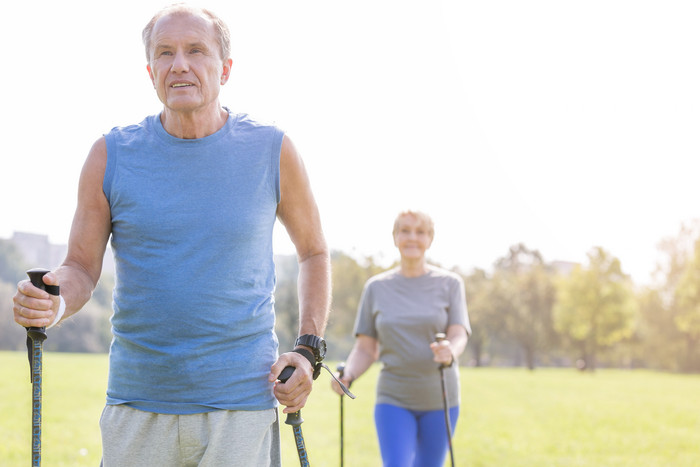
left=392, top=210, right=435, bottom=238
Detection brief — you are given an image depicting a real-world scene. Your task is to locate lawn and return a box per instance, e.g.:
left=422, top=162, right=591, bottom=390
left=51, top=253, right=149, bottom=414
left=1, top=351, right=699, bottom=466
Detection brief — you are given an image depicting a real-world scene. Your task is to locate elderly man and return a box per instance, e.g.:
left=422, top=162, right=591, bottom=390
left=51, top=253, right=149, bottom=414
left=13, top=4, right=330, bottom=465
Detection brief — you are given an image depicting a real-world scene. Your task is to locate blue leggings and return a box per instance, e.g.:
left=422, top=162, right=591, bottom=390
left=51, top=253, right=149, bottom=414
left=374, top=403, right=459, bottom=467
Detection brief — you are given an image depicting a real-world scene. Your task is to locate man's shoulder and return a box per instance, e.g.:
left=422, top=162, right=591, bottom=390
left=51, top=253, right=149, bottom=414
left=231, top=112, right=282, bottom=132
left=105, top=115, right=153, bottom=138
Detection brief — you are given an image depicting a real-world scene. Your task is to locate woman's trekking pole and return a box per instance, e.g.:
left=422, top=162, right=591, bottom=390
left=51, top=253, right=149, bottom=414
left=337, top=362, right=346, bottom=467
left=435, top=333, right=455, bottom=467
left=25, top=268, right=59, bottom=467
left=278, top=366, right=311, bottom=467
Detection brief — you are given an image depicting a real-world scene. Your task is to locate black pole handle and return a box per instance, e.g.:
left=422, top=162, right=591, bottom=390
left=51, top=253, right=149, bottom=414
left=26, top=268, right=59, bottom=342
left=278, top=365, right=296, bottom=384
left=435, top=333, right=453, bottom=369
left=278, top=366, right=304, bottom=426
left=337, top=362, right=345, bottom=379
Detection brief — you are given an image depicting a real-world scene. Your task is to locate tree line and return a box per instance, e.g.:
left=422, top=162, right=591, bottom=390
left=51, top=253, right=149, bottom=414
left=1, top=221, right=699, bottom=373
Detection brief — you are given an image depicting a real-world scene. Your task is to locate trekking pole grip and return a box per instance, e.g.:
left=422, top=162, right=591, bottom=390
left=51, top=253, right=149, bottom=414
left=435, top=333, right=452, bottom=369
left=278, top=366, right=304, bottom=426
left=337, top=362, right=345, bottom=379
left=26, top=268, right=59, bottom=341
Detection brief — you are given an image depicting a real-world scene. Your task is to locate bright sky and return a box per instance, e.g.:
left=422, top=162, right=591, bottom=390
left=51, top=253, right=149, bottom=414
left=1, top=0, right=698, bottom=285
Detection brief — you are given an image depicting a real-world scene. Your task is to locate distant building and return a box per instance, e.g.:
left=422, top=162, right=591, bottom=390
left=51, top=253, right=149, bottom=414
left=9, top=231, right=114, bottom=275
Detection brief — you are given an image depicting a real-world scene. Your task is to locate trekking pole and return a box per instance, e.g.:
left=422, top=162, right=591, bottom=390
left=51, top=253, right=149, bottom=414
left=435, top=333, right=455, bottom=467
left=337, top=362, right=346, bottom=467
left=25, top=268, right=59, bottom=467
left=278, top=366, right=311, bottom=467
left=277, top=362, right=355, bottom=467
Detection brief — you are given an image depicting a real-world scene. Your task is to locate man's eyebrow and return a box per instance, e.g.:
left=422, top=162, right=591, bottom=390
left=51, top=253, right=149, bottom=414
left=154, top=41, right=210, bottom=51
left=187, top=41, right=211, bottom=50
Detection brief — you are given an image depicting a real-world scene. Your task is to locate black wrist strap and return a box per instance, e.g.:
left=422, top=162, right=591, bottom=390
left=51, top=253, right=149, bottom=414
left=288, top=349, right=355, bottom=398
left=293, top=348, right=322, bottom=380
left=293, top=348, right=316, bottom=368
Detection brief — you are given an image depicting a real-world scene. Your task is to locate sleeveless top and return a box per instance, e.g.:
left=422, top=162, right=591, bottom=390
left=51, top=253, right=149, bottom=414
left=103, top=109, right=284, bottom=414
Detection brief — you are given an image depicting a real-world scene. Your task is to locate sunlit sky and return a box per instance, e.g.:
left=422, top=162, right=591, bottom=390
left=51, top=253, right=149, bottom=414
left=1, top=0, right=698, bottom=285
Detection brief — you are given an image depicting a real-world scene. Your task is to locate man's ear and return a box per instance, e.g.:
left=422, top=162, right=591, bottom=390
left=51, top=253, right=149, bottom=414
left=147, top=64, right=155, bottom=88
left=220, top=58, right=233, bottom=85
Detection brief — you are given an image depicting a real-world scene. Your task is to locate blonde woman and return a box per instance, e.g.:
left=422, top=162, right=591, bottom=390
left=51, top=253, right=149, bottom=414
left=333, top=210, right=471, bottom=467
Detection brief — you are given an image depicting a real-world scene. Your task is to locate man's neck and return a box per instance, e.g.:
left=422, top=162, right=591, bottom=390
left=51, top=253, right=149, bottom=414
left=160, top=105, right=228, bottom=139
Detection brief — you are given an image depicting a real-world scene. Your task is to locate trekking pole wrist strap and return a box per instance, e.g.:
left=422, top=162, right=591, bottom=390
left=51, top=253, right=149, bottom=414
left=293, top=347, right=316, bottom=367
left=292, top=348, right=322, bottom=380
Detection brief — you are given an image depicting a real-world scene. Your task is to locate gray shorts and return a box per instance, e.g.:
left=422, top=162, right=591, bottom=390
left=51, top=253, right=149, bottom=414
left=99, top=405, right=281, bottom=467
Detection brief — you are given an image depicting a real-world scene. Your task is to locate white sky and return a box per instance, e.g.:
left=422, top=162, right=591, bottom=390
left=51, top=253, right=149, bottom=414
left=1, top=0, right=698, bottom=285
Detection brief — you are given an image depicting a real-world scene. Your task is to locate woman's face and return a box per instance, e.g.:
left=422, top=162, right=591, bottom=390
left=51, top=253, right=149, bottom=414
left=393, top=214, right=433, bottom=260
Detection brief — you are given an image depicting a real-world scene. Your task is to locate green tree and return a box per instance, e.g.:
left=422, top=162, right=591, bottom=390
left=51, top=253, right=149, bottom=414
left=327, top=251, right=385, bottom=360
left=0, top=281, right=27, bottom=351
left=0, top=239, right=29, bottom=283
left=638, top=220, right=700, bottom=372
left=673, top=238, right=700, bottom=371
left=273, top=254, right=300, bottom=355
left=272, top=251, right=387, bottom=360
left=635, top=287, right=684, bottom=371
left=554, top=247, right=637, bottom=371
left=492, top=244, right=556, bottom=370
left=462, top=267, right=495, bottom=367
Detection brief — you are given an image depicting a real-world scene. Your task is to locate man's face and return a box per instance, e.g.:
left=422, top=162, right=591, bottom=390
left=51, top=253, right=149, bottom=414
left=146, top=13, right=231, bottom=114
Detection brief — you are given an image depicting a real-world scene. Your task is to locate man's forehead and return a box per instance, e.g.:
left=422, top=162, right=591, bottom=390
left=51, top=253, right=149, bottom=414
left=151, top=12, right=216, bottom=43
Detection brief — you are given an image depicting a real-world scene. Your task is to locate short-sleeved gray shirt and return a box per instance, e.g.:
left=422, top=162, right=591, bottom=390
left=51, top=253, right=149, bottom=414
left=353, top=266, right=471, bottom=411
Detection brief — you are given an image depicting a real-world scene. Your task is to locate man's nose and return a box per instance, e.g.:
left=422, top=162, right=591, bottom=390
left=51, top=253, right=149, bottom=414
left=170, top=51, right=190, bottom=73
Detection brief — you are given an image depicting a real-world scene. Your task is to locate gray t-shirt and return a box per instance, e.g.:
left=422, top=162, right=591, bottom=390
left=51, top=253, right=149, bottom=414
left=353, top=266, right=471, bottom=411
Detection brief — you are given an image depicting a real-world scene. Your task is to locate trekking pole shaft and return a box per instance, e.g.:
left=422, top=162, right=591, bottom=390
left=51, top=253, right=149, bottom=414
left=337, top=363, right=346, bottom=467
left=30, top=338, right=42, bottom=466
left=26, top=268, right=57, bottom=467
left=436, top=333, right=455, bottom=467
left=439, top=366, right=455, bottom=466
left=278, top=366, right=310, bottom=467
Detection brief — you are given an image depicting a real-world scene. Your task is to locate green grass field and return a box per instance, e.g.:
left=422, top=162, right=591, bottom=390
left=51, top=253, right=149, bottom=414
left=1, top=351, right=699, bottom=466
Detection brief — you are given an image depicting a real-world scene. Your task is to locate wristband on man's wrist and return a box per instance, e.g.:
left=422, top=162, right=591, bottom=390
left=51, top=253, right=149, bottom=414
left=47, top=296, right=65, bottom=330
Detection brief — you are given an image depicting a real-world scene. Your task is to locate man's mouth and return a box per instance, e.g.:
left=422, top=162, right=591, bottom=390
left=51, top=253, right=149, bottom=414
left=171, top=83, right=193, bottom=88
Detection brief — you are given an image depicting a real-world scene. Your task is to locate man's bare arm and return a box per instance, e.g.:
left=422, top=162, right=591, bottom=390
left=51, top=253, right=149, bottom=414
left=270, top=135, right=330, bottom=413
left=58, top=137, right=112, bottom=319
left=13, top=137, right=111, bottom=328
left=276, top=135, right=331, bottom=337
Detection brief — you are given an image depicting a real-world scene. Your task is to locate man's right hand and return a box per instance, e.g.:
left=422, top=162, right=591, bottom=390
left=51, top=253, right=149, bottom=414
left=13, top=273, right=60, bottom=328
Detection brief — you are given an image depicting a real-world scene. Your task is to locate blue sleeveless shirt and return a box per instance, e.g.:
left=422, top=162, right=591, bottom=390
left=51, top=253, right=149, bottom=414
left=103, top=110, right=284, bottom=414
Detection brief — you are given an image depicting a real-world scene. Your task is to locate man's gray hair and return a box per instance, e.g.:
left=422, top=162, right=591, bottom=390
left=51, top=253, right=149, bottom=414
left=142, top=3, right=231, bottom=62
